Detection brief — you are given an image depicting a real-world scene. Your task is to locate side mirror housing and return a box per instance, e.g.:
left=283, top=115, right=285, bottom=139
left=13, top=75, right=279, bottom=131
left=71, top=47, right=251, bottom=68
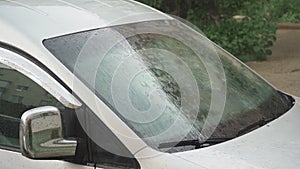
left=20, top=106, right=77, bottom=159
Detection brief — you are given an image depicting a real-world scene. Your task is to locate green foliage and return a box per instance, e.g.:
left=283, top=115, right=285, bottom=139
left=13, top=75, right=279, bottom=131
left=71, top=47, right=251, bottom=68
left=203, top=1, right=277, bottom=61
left=135, top=0, right=298, bottom=61
left=204, top=19, right=276, bottom=61
left=269, top=0, right=300, bottom=23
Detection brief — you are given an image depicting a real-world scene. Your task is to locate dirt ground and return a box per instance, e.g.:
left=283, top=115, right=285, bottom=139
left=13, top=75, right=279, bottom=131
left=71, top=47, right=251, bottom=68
left=246, top=29, right=300, bottom=97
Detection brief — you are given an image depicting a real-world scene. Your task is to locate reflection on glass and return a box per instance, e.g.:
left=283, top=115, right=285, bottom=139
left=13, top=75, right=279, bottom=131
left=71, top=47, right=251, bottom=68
left=44, top=19, right=293, bottom=152
left=0, top=64, right=63, bottom=148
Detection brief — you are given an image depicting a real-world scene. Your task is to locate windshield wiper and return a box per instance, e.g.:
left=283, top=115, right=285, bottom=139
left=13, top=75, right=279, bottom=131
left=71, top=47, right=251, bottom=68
left=158, top=137, right=233, bottom=149
left=159, top=118, right=275, bottom=149
left=237, top=117, right=274, bottom=136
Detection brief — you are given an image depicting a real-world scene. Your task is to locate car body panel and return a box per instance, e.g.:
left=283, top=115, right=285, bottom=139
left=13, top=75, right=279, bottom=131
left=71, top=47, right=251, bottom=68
left=0, top=149, right=95, bottom=169
left=0, top=0, right=171, bottom=108
left=0, top=1, right=299, bottom=169
left=0, top=0, right=160, bottom=156
left=170, top=96, right=300, bottom=169
left=0, top=0, right=170, bottom=39
left=134, top=96, right=299, bottom=169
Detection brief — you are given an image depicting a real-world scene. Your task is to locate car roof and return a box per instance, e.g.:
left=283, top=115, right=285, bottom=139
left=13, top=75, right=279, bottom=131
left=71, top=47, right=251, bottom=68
left=0, top=0, right=171, bottom=54
left=0, top=0, right=170, bottom=39
left=0, top=0, right=172, bottom=93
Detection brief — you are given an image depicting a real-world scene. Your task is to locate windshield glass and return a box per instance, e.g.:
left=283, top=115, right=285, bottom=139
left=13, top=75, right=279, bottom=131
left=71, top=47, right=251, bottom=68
left=44, top=19, right=293, bottom=152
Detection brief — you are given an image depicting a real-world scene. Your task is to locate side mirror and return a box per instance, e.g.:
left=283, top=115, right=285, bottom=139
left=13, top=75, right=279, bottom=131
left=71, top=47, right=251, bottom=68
left=20, top=106, right=77, bottom=159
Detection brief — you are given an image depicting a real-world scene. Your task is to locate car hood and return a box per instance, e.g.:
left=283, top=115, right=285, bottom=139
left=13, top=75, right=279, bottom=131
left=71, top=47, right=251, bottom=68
left=174, top=95, right=300, bottom=169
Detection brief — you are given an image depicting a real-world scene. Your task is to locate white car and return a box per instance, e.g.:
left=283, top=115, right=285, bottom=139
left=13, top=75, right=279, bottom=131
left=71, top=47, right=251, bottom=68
left=0, top=0, right=299, bottom=169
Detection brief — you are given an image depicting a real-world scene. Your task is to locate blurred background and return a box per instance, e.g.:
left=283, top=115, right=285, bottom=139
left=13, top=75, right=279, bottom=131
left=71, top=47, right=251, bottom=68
left=136, top=0, right=300, bottom=97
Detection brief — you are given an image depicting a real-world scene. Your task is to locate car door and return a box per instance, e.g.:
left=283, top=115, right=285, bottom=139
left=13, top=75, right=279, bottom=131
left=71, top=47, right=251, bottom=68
left=0, top=47, right=96, bottom=169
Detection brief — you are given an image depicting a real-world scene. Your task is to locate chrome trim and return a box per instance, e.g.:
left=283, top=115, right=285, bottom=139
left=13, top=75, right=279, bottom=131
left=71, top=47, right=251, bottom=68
left=20, top=106, right=77, bottom=158
left=0, top=48, right=81, bottom=108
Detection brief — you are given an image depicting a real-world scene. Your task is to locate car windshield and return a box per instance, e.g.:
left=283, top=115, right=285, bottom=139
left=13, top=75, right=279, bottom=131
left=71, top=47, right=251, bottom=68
left=44, top=19, right=293, bottom=152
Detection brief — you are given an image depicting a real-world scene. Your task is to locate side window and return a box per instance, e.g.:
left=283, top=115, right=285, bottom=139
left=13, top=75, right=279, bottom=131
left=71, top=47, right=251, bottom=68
left=0, top=63, right=65, bottom=149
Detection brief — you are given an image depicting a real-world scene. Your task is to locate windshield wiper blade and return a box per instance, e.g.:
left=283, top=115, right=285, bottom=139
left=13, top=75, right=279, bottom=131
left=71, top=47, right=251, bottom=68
left=158, top=137, right=233, bottom=149
left=237, top=117, right=274, bottom=136
left=159, top=118, right=275, bottom=149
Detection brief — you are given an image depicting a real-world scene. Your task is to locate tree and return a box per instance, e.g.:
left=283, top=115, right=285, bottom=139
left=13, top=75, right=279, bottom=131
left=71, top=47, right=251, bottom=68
left=136, top=0, right=278, bottom=61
